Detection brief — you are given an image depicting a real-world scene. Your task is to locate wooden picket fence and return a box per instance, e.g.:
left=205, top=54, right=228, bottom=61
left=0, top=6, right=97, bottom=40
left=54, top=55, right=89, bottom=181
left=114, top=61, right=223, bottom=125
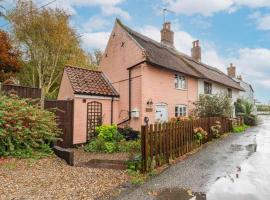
left=141, top=117, right=233, bottom=172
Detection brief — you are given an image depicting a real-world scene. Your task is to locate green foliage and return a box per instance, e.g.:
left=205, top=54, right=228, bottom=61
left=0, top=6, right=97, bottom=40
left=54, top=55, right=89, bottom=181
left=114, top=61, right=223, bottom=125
left=192, top=94, right=232, bottom=117
left=244, top=115, right=258, bottom=126
left=118, top=140, right=141, bottom=153
left=7, top=0, right=97, bottom=100
left=235, top=99, right=257, bottom=126
left=84, top=124, right=125, bottom=153
left=118, top=126, right=139, bottom=140
left=96, top=124, right=123, bottom=142
left=257, top=105, right=270, bottom=112
left=0, top=95, right=60, bottom=158
left=233, top=124, right=250, bottom=133
left=235, top=99, right=254, bottom=116
left=84, top=125, right=142, bottom=154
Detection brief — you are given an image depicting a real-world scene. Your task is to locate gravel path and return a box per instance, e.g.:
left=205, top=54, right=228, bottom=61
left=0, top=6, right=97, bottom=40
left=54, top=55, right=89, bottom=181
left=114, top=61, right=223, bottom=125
left=0, top=156, right=129, bottom=200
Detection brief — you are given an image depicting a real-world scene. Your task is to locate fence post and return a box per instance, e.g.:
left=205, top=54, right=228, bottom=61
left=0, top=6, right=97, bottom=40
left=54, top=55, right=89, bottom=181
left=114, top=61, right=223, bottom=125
left=141, top=125, right=148, bottom=173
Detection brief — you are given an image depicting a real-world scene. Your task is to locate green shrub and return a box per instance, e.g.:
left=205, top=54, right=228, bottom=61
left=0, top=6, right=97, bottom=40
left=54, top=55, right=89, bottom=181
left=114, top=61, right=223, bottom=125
left=85, top=124, right=123, bottom=153
left=118, top=126, right=139, bottom=140
left=0, top=95, right=60, bottom=158
left=96, top=124, right=123, bottom=142
left=84, top=124, right=142, bottom=154
left=244, top=115, right=258, bottom=126
left=233, top=124, right=249, bottom=133
left=118, top=140, right=141, bottom=153
left=192, top=94, right=232, bottom=117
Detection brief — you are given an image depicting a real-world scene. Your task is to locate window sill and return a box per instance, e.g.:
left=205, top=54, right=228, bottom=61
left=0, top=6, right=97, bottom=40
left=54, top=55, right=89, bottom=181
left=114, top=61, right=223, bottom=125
left=175, top=88, right=188, bottom=91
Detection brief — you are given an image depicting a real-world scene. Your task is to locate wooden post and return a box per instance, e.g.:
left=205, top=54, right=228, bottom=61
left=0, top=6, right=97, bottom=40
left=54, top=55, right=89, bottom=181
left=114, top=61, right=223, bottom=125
left=141, top=125, right=147, bottom=173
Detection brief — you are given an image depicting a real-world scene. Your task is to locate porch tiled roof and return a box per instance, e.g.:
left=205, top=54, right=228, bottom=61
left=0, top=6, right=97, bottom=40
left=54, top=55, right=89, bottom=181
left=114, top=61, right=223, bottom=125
left=65, top=65, right=119, bottom=97
left=117, top=19, right=244, bottom=91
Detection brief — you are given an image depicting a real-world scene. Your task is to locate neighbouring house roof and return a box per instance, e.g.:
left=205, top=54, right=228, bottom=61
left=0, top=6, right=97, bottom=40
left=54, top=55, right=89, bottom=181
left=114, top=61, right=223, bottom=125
left=65, top=65, right=119, bottom=97
left=233, top=78, right=254, bottom=93
left=117, top=19, right=244, bottom=91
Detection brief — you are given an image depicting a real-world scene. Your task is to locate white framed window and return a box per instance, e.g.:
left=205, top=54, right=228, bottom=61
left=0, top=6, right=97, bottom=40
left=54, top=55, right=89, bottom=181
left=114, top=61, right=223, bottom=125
left=175, top=105, right=187, bottom=117
left=174, top=74, right=187, bottom=89
left=204, top=82, right=212, bottom=94
left=227, top=88, right=232, bottom=98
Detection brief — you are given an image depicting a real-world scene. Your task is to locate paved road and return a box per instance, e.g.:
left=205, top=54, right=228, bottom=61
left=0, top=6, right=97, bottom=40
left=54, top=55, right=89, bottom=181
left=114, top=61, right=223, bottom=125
left=115, top=116, right=270, bottom=200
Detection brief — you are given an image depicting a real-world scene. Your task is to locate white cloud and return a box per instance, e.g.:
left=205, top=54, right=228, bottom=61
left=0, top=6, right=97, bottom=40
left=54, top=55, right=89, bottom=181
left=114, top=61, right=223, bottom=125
left=256, top=14, right=270, bottom=30
left=101, top=5, right=131, bottom=20
left=81, top=31, right=110, bottom=50
left=163, top=0, right=270, bottom=16
left=83, top=16, right=110, bottom=31
left=165, top=0, right=233, bottom=16
left=35, top=0, right=130, bottom=20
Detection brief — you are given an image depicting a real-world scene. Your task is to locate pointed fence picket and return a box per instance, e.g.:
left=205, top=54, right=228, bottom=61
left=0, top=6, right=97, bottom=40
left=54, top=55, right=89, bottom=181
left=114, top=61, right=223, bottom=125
left=141, top=117, right=233, bottom=173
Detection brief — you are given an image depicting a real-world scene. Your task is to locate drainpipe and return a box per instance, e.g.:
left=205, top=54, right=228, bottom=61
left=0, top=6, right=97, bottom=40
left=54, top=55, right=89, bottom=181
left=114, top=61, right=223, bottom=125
left=117, top=61, right=146, bottom=126
left=117, top=68, right=132, bottom=126
left=111, top=97, right=114, bottom=124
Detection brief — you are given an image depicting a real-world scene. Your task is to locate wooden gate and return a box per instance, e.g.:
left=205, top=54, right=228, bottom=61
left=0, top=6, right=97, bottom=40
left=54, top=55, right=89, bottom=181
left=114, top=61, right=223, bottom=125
left=87, top=101, right=102, bottom=140
left=44, top=100, right=74, bottom=148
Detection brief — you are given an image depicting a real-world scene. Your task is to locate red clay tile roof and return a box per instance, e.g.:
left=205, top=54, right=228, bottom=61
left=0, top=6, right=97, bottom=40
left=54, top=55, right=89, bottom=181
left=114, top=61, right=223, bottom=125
left=65, top=66, right=119, bottom=97
left=117, top=19, right=244, bottom=91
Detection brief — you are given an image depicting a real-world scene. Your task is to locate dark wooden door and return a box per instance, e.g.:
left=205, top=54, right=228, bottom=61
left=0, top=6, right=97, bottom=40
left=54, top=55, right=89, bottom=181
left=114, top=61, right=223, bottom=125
left=44, top=100, right=74, bottom=148
left=87, top=101, right=102, bottom=140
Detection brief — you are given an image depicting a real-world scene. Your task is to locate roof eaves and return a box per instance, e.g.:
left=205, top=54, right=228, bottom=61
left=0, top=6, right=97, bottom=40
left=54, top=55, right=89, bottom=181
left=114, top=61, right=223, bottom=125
left=74, top=91, right=119, bottom=98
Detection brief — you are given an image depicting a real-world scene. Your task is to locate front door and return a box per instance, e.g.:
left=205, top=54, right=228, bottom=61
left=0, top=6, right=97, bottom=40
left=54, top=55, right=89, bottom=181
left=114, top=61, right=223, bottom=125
left=155, top=103, right=168, bottom=122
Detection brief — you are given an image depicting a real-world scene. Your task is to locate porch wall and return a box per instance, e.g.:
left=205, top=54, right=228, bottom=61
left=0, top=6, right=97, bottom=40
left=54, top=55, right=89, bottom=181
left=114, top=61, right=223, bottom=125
left=73, top=97, right=119, bottom=144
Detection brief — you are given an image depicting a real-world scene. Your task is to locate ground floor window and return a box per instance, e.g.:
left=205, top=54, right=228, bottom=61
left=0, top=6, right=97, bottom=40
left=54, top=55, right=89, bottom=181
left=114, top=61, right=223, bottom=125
left=175, top=105, right=187, bottom=117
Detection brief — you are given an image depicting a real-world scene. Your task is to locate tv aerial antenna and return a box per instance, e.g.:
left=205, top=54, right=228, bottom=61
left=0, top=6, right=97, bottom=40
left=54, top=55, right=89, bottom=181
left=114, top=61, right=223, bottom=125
left=162, top=8, right=174, bottom=23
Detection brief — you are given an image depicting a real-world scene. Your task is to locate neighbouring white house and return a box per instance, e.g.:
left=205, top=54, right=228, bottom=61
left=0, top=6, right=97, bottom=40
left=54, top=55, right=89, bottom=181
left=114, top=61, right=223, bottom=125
left=227, top=63, right=257, bottom=114
left=189, top=41, right=242, bottom=117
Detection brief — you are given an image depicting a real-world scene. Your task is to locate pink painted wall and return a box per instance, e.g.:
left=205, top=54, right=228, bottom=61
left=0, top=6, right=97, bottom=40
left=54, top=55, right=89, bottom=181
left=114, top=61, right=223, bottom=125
left=57, top=70, right=74, bottom=100
left=141, top=63, right=198, bottom=125
left=73, top=97, right=119, bottom=144
left=99, top=21, right=145, bottom=127
left=99, top=21, right=199, bottom=130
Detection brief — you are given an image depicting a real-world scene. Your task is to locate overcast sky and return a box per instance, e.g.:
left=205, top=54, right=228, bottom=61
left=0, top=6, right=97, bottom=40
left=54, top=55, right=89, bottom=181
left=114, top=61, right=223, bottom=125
left=2, top=0, right=270, bottom=103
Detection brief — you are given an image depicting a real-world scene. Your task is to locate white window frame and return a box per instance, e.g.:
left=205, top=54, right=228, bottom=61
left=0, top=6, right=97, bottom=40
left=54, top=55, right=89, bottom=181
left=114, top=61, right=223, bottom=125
left=175, top=74, right=187, bottom=90
left=175, top=105, right=187, bottom=117
left=204, top=81, right=212, bottom=94
left=227, top=88, right=232, bottom=98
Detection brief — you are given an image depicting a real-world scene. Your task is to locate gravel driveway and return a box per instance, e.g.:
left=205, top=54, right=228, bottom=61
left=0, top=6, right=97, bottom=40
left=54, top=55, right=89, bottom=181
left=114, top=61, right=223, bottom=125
left=0, top=156, right=129, bottom=200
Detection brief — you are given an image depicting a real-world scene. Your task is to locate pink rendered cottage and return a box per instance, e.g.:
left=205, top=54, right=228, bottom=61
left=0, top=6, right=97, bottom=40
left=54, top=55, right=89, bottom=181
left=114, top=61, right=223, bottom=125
left=58, top=19, right=243, bottom=145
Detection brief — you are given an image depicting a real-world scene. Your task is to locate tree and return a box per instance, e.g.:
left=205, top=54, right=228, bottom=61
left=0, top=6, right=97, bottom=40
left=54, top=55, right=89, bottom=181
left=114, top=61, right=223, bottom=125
left=192, top=94, right=232, bottom=117
left=0, top=30, right=21, bottom=82
left=0, top=0, right=5, bottom=18
left=8, top=0, right=94, bottom=101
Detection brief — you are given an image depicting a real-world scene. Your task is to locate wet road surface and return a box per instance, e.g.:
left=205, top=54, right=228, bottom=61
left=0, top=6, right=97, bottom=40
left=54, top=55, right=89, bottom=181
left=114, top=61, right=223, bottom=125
left=116, top=116, right=270, bottom=200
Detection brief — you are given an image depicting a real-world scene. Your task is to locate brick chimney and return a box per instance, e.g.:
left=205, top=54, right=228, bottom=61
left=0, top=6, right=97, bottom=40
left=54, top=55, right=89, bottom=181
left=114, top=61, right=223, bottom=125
left=161, top=22, right=174, bottom=47
left=227, top=63, right=236, bottom=78
left=191, top=40, right=201, bottom=62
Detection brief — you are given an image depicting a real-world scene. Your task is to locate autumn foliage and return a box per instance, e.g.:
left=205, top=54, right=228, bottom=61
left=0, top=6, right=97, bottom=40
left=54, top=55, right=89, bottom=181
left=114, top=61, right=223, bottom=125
left=0, top=30, right=21, bottom=82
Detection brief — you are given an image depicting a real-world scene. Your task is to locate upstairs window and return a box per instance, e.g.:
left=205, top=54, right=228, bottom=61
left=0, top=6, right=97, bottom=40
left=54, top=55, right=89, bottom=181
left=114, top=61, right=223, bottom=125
left=175, top=105, right=187, bottom=117
left=175, top=74, right=187, bottom=89
left=204, top=82, right=212, bottom=94
left=228, top=88, right=232, bottom=98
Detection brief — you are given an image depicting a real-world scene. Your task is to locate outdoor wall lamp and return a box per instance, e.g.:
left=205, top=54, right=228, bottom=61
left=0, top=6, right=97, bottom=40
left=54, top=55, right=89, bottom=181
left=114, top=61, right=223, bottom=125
left=146, top=99, right=153, bottom=107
